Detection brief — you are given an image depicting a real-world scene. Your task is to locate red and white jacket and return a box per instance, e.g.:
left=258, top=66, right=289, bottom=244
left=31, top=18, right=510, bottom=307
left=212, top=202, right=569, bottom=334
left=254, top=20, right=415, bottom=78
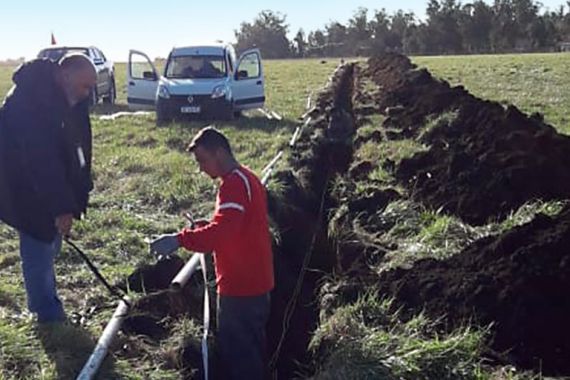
left=177, top=165, right=274, bottom=296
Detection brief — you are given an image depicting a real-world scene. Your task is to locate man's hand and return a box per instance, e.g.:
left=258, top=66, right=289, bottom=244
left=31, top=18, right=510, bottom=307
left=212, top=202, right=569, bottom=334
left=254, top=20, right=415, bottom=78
left=55, top=214, right=73, bottom=237
left=150, top=234, right=180, bottom=257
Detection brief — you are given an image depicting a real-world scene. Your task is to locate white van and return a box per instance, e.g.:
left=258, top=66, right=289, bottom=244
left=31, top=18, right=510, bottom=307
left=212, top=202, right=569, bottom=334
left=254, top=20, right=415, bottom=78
left=127, top=43, right=265, bottom=124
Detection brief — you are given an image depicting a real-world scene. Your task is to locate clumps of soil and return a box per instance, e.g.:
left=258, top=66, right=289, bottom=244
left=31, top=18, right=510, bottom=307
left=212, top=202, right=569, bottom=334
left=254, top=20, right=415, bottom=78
left=125, top=256, right=185, bottom=293
left=376, top=205, right=570, bottom=375
left=266, top=63, right=359, bottom=378
left=366, top=53, right=570, bottom=225
left=314, top=53, right=570, bottom=377
left=117, top=255, right=207, bottom=376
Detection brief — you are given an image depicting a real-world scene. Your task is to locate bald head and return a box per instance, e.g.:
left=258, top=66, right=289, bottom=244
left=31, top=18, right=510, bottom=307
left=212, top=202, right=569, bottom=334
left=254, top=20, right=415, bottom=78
left=58, top=53, right=97, bottom=106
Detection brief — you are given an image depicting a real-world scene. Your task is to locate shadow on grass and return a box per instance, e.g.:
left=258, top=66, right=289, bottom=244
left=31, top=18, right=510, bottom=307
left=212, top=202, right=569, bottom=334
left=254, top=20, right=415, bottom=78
left=36, top=322, right=120, bottom=380
left=91, top=103, right=301, bottom=134
left=166, top=114, right=301, bottom=135
left=90, top=103, right=131, bottom=116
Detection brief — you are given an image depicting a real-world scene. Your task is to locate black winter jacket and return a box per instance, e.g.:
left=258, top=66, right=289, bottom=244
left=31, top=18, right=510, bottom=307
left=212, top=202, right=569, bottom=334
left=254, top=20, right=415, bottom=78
left=0, top=59, right=93, bottom=242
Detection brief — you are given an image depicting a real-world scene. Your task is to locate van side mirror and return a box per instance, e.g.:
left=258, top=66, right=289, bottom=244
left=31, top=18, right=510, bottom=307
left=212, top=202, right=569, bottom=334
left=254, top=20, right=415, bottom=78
left=93, top=58, right=104, bottom=65
left=236, top=70, right=249, bottom=80
left=143, top=71, right=157, bottom=80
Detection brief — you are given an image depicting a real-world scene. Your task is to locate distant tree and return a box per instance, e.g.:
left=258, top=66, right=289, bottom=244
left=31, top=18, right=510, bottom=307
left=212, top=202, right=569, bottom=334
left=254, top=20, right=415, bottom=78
left=232, top=1, right=570, bottom=59
left=562, top=2, right=570, bottom=39
left=293, top=29, right=307, bottom=57
left=325, top=22, right=349, bottom=56
left=369, top=8, right=391, bottom=52
left=234, top=10, right=291, bottom=58
left=307, top=30, right=326, bottom=56
left=492, top=0, right=519, bottom=51
left=389, top=10, right=416, bottom=52
left=424, top=0, right=463, bottom=54
left=347, top=7, right=372, bottom=54
left=308, top=30, right=326, bottom=46
left=460, top=1, right=494, bottom=53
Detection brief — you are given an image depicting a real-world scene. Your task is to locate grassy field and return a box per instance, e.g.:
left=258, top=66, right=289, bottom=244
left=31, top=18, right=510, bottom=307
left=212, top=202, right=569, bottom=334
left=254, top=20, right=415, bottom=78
left=413, top=53, right=570, bottom=133
left=0, top=58, right=340, bottom=379
left=0, top=53, right=568, bottom=379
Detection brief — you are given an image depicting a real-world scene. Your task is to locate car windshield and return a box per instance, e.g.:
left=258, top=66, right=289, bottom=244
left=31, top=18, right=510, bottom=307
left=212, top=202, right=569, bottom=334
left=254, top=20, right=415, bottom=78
left=38, top=48, right=89, bottom=62
left=165, top=55, right=226, bottom=79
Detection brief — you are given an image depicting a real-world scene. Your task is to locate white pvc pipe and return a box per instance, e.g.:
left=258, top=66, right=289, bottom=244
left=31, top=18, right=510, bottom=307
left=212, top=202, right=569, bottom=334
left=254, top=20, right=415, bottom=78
left=301, top=106, right=316, bottom=120
left=290, top=127, right=301, bottom=147
left=77, top=297, right=131, bottom=380
left=290, top=117, right=312, bottom=147
left=170, top=254, right=201, bottom=290
left=262, top=151, right=283, bottom=176
left=270, top=110, right=283, bottom=121
left=306, top=93, right=312, bottom=110
left=258, top=108, right=273, bottom=120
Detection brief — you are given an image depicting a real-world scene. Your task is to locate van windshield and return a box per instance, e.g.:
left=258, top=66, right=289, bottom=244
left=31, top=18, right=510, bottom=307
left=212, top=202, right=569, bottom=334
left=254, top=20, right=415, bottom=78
left=165, top=55, right=226, bottom=79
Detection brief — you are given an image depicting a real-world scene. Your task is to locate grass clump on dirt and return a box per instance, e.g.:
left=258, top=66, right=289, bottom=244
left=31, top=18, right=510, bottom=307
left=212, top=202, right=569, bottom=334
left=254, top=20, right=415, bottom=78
left=310, top=292, right=525, bottom=380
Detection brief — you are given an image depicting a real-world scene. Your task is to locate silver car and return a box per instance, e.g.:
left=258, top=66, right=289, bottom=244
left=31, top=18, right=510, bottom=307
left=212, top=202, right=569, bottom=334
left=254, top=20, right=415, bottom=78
left=37, top=45, right=116, bottom=105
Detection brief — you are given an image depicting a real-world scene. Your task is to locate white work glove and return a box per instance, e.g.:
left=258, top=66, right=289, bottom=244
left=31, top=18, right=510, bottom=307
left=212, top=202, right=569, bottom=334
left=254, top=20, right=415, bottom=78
left=150, top=233, right=180, bottom=258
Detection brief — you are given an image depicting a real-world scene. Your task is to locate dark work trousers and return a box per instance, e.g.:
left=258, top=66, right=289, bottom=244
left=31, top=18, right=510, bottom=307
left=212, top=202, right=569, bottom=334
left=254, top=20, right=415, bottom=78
left=216, top=292, right=270, bottom=380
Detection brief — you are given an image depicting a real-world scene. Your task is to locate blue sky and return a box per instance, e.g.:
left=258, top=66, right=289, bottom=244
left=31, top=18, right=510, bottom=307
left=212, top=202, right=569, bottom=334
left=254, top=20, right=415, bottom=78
left=0, top=0, right=567, bottom=61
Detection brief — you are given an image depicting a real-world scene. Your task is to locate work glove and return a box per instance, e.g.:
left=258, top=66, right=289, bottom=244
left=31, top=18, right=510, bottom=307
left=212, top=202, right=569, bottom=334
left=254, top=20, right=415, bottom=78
left=150, top=233, right=180, bottom=258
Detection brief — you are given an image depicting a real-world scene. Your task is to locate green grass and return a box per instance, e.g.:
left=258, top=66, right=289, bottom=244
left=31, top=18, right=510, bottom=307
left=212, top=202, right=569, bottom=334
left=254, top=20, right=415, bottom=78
left=310, top=292, right=536, bottom=380
left=0, top=54, right=568, bottom=378
left=0, top=58, right=338, bottom=379
left=413, top=53, right=570, bottom=133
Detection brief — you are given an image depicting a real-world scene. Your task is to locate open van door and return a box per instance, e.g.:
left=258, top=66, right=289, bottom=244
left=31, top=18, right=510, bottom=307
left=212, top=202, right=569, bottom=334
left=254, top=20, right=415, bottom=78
left=127, top=50, right=159, bottom=110
left=232, top=49, right=265, bottom=110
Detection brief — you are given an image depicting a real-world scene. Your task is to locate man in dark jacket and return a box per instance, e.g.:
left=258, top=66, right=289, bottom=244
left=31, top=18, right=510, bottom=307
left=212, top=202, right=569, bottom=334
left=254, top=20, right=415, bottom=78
left=0, top=54, right=96, bottom=323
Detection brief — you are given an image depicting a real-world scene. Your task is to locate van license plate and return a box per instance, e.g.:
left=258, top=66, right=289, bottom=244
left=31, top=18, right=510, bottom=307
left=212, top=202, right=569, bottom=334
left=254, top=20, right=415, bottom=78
left=181, top=106, right=201, bottom=113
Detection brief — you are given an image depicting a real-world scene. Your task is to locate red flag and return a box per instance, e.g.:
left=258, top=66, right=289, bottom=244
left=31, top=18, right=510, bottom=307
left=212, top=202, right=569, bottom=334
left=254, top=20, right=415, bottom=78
left=51, top=32, right=57, bottom=45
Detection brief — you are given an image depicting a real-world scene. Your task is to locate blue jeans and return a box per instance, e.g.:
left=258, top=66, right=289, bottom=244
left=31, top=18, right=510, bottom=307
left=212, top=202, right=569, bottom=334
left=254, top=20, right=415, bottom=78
left=19, top=231, right=66, bottom=323
left=217, top=293, right=270, bottom=380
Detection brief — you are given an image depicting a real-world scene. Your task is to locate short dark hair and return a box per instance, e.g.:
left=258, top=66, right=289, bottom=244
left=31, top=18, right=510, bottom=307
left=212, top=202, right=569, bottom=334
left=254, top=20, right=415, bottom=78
left=59, top=53, right=96, bottom=74
left=187, top=126, right=233, bottom=155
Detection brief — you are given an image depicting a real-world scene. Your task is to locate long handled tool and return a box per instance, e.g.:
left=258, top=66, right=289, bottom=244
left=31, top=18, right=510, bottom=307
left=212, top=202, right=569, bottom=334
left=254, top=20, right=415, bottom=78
left=64, top=238, right=131, bottom=380
left=64, top=238, right=127, bottom=302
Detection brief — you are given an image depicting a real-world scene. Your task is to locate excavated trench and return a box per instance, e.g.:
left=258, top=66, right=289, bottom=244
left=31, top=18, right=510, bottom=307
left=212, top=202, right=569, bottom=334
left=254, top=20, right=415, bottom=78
left=366, top=54, right=570, bottom=225
left=363, top=54, right=570, bottom=375
left=115, top=54, right=570, bottom=378
left=266, top=63, right=357, bottom=378
left=114, top=64, right=360, bottom=379
left=321, top=54, right=570, bottom=376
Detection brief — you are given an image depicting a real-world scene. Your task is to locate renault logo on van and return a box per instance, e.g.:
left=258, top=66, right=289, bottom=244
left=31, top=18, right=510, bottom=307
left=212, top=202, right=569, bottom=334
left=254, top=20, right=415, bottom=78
left=187, top=96, right=194, bottom=104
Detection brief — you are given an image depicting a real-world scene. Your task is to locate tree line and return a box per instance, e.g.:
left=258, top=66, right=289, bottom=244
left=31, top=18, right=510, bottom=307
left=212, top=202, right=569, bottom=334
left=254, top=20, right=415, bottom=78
left=235, top=1, right=570, bottom=58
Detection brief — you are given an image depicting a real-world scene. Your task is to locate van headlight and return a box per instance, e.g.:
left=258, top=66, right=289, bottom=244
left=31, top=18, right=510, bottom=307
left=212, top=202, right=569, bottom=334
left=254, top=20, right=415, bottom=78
left=158, top=85, right=171, bottom=99
left=211, top=85, right=229, bottom=99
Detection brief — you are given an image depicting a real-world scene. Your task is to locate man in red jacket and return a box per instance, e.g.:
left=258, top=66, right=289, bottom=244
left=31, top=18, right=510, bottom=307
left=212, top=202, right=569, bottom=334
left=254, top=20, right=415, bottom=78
left=151, top=126, right=274, bottom=380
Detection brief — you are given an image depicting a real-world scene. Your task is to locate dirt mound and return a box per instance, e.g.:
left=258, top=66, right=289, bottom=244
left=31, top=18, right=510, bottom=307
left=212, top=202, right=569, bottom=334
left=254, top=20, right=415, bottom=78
left=314, top=53, right=570, bottom=376
left=366, top=54, right=570, bottom=225
left=266, top=63, right=358, bottom=378
left=377, top=205, right=570, bottom=375
left=125, top=256, right=185, bottom=293
left=118, top=256, right=207, bottom=376
left=111, top=63, right=361, bottom=380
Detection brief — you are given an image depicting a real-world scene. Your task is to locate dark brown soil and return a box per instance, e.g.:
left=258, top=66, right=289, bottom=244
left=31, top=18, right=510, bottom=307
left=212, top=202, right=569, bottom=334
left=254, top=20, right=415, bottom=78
left=377, top=205, right=570, bottom=375
left=366, top=54, right=570, bottom=225
left=118, top=255, right=206, bottom=377
left=266, top=63, right=359, bottom=379
left=117, top=54, right=570, bottom=378
left=342, top=54, right=570, bottom=376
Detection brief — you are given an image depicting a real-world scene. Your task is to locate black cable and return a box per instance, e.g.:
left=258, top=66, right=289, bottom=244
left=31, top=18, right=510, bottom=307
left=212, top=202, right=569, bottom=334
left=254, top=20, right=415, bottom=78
left=64, top=238, right=130, bottom=305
